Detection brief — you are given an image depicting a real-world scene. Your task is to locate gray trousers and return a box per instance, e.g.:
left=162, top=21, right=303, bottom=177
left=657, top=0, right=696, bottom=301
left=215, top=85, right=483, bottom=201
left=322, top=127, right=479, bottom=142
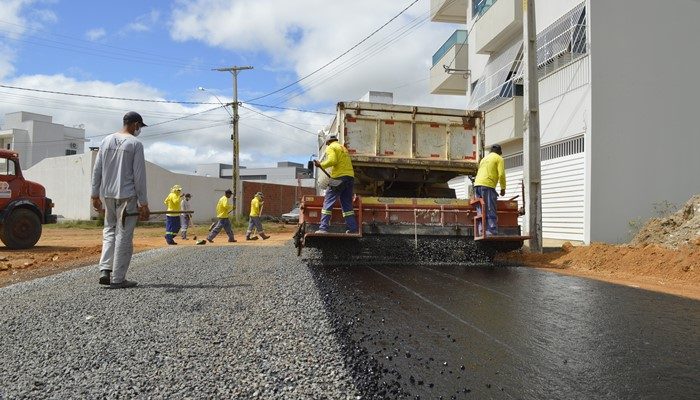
left=246, top=216, right=264, bottom=234
left=208, top=218, right=234, bottom=241
left=98, top=197, right=138, bottom=283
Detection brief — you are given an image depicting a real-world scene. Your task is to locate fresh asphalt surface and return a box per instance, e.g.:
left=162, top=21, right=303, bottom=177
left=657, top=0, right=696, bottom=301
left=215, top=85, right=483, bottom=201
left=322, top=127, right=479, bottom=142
left=0, top=243, right=698, bottom=399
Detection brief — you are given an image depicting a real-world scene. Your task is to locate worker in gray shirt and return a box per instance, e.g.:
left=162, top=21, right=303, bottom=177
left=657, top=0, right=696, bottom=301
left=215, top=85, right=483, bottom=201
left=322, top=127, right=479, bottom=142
left=91, top=111, right=151, bottom=289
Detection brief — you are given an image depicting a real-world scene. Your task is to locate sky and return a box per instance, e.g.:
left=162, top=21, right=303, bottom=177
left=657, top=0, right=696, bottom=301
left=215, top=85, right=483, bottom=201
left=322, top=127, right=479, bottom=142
left=0, top=0, right=467, bottom=173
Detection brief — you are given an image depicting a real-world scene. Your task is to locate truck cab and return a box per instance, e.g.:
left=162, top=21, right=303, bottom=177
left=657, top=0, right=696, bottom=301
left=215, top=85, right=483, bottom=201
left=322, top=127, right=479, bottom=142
left=0, top=150, right=57, bottom=249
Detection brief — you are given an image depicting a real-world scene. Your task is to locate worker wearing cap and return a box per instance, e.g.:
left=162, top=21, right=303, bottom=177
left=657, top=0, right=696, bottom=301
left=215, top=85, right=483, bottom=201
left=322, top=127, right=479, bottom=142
left=163, top=185, right=183, bottom=245
left=90, top=111, right=150, bottom=289
left=313, top=133, right=358, bottom=234
left=207, top=189, right=236, bottom=243
left=180, top=193, right=192, bottom=240
left=474, top=143, right=506, bottom=236
left=246, top=192, right=270, bottom=240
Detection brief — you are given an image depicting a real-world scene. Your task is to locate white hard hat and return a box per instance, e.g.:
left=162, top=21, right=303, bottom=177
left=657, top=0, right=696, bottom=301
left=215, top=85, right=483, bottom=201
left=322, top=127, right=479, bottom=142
left=325, top=132, right=338, bottom=143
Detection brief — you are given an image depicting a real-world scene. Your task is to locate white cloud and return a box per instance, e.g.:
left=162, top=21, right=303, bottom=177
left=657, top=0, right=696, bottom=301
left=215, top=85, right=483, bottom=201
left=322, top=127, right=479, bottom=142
left=85, top=28, right=106, bottom=41
left=0, top=74, right=324, bottom=172
left=169, top=0, right=466, bottom=108
left=123, top=9, right=160, bottom=34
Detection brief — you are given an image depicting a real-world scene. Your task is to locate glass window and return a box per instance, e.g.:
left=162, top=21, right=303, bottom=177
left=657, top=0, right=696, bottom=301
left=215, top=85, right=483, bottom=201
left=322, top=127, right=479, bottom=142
left=0, top=158, right=17, bottom=176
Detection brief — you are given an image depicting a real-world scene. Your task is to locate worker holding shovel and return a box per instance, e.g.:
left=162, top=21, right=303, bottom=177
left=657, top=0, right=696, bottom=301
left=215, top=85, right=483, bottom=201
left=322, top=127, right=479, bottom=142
left=246, top=192, right=270, bottom=240
left=205, top=189, right=237, bottom=243
left=90, top=111, right=150, bottom=289
left=163, top=185, right=183, bottom=245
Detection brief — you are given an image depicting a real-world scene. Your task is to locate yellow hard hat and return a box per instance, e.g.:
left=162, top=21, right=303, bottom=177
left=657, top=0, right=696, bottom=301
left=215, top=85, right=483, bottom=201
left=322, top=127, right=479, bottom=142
left=172, top=184, right=183, bottom=192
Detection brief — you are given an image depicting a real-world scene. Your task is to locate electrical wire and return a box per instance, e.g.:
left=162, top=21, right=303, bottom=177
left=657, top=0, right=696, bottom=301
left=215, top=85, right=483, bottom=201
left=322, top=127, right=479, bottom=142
left=243, top=0, right=420, bottom=103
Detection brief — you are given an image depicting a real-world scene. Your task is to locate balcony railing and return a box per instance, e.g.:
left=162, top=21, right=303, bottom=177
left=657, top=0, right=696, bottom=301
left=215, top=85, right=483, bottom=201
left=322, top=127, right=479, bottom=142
left=472, top=0, right=497, bottom=20
left=432, top=30, right=468, bottom=66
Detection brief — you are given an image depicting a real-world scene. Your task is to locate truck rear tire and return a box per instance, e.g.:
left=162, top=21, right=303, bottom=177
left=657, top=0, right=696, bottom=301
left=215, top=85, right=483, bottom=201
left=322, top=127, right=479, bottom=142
left=0, top=208, right=42, bottom=249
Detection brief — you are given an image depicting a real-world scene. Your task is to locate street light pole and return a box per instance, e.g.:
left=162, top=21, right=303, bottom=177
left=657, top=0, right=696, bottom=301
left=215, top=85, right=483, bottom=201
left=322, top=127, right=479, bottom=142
left=213, top=65, right=253, bottom=217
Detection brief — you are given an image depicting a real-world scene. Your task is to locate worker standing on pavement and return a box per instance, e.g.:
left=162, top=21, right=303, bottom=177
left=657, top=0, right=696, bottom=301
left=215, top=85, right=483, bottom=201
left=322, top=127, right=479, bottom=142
left=207, top=189, right=236, bottom=243
left=313, top=133, right=358, bottom=234
left=474, top=143, right=506, bottom=236
left=163, top=185, right=182, bottom=245
left=180, top=193, right=192, bottom=240
left=246, top=192, right=270, bottom=240
left=90, top=111, right=150, bottom=289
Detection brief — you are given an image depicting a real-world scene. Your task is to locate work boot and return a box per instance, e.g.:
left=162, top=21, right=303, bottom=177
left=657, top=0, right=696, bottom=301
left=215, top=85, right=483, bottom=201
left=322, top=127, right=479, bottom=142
left=246, top=234, right=258, bottom=241
left=109, top=280, right=138, bottom=289
left=260, top=233, right=270, bottom=240
left=228, top=238, right=237, bottom=243
left=207, top=238, right=214, bottom=243
left=99, top=270, right=111, bottom=285
left=315, top=229, right=328, bottom=234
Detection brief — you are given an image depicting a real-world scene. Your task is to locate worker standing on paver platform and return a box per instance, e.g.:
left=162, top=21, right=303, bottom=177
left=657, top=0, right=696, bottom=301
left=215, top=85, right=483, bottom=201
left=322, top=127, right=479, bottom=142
left=246, top=192, right=270, bottom=240
left=180, top=193, right=192, bottom=240
left=207, top=189, right=236, bottom=243
left=313, top=133, right=358, bottom=234
left=163, top=185, right=182, bottom=245
left=474, top=143, right=506, bottom=236
left=90, top=111, right=150, bottom=289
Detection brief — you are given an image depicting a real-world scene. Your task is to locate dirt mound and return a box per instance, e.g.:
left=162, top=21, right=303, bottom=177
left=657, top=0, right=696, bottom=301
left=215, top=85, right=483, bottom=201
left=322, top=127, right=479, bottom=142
left=631, top=195, right=700, bottom=248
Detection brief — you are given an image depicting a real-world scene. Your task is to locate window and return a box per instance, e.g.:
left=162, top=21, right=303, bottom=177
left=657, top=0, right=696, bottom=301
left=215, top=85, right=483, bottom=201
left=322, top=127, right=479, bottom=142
left=65, top=149, right=77, bottom=155
left=503, top=136, right=585, bottom=169
left=469, top=40, right=523, bottom=109
left=0, top=158, right=17, bottom=176
left=5, top=143, right=10, bottom=150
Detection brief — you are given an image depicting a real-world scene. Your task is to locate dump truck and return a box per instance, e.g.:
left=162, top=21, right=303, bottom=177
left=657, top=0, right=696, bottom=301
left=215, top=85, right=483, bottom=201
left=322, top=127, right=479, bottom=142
left=0, top=150, right=57, bottom=249
left=293, top=101, right=527, bottom=264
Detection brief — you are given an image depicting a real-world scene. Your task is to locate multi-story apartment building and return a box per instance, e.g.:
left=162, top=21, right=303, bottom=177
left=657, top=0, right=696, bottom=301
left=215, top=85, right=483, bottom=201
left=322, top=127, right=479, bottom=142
left=430, top=0, right=700, bottom=243
left=0, top=111, right=87, bottom=169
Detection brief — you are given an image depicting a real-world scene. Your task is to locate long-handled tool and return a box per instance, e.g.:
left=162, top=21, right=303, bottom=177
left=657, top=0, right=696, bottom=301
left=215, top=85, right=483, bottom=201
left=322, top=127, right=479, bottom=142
left=120, top=209, right=193, bottom=227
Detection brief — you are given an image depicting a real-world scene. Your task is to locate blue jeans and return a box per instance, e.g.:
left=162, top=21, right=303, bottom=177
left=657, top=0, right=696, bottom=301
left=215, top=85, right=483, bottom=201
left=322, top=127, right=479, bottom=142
left=474, top=186, right=498, bottom=235
left=319, top=176, right=358, bottom=232
left=247, top=216, right=264, bottom=234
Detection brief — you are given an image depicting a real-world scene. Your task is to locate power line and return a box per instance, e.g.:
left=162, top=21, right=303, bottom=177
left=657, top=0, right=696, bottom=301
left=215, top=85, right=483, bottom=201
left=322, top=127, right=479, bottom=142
left=243, top=102, right=334, bottom=115
left=243, top=0, right=420, bottom=103
left=238, top=104, right=317, bottom=135
left=0, top=83, right=219, bottom=105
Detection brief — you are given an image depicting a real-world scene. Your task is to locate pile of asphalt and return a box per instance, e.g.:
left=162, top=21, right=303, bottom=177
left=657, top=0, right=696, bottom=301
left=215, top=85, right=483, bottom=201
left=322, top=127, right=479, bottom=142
left=303, top=235, right=494, bottom=267
left=0, top=245, right=358, bottom=399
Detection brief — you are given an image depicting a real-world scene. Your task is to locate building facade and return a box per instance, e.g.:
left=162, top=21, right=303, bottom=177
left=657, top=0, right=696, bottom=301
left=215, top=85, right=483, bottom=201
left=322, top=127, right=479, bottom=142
left=196, top=161, right=315, bottom=188
left=430, top=0, right=700, bottom=243
left=0, top=111, right=87, bottom=169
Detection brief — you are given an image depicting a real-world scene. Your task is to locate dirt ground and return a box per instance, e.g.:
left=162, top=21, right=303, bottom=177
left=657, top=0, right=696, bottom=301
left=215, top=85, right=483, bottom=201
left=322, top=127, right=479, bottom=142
left=2, top=198, right=699, bottom=300
left=0, top=223, right=296, bottom=288
left=498, top=195, right=700, bottom=300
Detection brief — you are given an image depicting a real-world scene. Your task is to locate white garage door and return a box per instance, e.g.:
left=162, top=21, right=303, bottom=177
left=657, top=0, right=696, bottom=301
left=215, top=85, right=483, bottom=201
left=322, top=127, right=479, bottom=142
left=503, top=136, right=585, bottom=241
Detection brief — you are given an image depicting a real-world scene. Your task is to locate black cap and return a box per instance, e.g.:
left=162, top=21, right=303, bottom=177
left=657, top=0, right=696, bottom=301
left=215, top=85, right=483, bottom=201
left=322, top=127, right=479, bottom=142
left=225, top=189, right=233, bottom=195
left=490, top=144, right=502, bottom=152
left=123, top=111, right=147, bottom=126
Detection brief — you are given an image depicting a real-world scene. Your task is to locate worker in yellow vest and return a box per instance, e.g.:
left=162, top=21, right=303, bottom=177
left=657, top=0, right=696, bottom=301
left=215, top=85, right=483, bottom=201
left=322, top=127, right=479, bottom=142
left=474, top=144, right=506, bottom=236
left=246, top=192, right=270, bottom=240
left=163, top=184, right=182, bottom=245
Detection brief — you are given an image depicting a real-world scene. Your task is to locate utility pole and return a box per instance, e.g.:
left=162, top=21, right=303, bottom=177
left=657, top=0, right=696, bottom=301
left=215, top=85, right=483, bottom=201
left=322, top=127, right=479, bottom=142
left=214, top=65, right=253, bottom=217
left=522, top=0, right=543, bottom=252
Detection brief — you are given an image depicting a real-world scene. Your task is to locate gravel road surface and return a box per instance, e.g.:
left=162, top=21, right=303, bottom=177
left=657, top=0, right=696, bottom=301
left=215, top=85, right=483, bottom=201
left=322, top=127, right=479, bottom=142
left=0, top=244, right=357, bottom=399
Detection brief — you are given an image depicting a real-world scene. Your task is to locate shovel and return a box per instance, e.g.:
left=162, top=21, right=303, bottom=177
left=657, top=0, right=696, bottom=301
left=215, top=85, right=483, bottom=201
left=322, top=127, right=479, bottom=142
left=121, top=209, right=193, bottom=227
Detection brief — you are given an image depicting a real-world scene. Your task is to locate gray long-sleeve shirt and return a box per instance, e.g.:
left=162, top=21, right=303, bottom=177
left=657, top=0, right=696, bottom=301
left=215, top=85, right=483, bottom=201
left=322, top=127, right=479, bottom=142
left=91, top=132, right=148, bottom=205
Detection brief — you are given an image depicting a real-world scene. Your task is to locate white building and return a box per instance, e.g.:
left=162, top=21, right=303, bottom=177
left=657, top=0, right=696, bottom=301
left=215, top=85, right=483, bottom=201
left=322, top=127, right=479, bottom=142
left=0, top=111, right=87, bottom=169
left=196, top=161, right=315, bottom=188
left=430, top=0, right=700, bottom=243
left=24, top=151, right=232, bottom=222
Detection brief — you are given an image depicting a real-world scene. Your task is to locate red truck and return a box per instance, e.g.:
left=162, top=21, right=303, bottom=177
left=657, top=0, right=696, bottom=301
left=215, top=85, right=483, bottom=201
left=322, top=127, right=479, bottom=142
left=0, top=149, right=57, bottom=249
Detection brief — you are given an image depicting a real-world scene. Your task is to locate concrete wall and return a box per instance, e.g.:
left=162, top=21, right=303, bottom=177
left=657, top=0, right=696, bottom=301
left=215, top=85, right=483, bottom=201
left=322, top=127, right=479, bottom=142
left=23, top=154, right=94, bottom=220
left=24, top=152, right=313, bottom=222
left=589, top=0, right=700, bottom=242
left=24, top=152, right=233, bottom=222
